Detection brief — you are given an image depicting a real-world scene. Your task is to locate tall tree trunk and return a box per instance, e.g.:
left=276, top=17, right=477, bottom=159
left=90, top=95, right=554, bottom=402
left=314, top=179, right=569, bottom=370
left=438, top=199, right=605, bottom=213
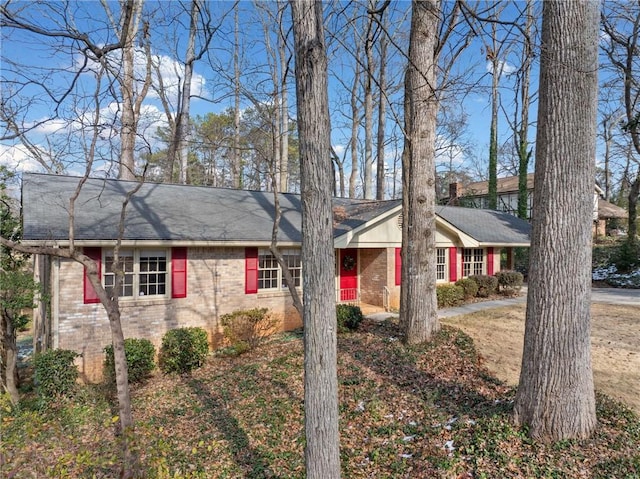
left=400, top=0, right=439, bottom=345
left=488, top=22, right=500, bottom=210
left=517, top=0, right=533, bottom=220
left=279, top=3, right=290, bottom=193
left=363, top=3, right=375, bottom=199
left=349, top=37, right=361, bottom=198
left=119, top=0, right=143, bottom=181
left=376, top=17, right=388, bottom=201
left=290, top=1, right=340, bottom=477
left=514, top=0, right=599, bottom=441
left=233, top=3, right=242, bottom=189
left=177, top=0, right=199, bottom=185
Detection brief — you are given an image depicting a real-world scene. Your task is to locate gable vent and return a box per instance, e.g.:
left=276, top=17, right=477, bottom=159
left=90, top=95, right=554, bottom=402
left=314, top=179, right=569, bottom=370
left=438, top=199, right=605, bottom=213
left=397, top=213, right=403, bottom=229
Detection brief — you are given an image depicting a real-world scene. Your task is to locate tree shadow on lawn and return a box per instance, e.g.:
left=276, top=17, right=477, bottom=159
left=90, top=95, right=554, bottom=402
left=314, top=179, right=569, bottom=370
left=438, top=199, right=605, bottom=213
left=187, top=377, right=276, bottom=478
left=340, top=318, right=515, bottom=421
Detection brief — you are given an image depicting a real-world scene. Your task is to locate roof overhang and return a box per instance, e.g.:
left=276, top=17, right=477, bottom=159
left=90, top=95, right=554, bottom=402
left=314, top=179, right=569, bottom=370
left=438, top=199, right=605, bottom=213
left=333, top=203, right=403, bottom=249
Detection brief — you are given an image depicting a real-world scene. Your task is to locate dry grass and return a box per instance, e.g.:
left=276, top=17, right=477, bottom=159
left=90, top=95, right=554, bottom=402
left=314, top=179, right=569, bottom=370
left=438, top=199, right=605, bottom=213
left=443, top=303, right=640, bottom=413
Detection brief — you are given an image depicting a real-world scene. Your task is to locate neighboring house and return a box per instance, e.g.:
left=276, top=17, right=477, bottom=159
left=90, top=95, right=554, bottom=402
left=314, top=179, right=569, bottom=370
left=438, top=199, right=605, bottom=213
left=21, top=173, right=530, bottom=381
left=447, top=173, right=628, bottom=235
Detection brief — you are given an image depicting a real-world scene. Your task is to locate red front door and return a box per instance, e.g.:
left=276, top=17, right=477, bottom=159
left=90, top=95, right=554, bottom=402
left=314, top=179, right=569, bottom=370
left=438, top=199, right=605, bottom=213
left=339, top=249, right=358, bottom=301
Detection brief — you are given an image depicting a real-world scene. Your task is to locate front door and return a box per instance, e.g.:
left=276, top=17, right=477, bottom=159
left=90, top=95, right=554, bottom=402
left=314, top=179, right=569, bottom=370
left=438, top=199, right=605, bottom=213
left=339, top=249, right=358, bottom=302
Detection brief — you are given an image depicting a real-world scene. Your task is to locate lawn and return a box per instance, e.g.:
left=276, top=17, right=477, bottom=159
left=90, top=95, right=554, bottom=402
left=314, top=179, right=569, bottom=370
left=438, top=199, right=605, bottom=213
left=443, top=303, right=640, bottom=414
left=2, top=318, right=639, bottom=478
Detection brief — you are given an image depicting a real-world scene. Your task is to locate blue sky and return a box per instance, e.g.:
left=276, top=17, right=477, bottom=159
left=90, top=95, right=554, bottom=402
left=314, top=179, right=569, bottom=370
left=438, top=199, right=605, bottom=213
left=0, top=1, right=550, bottom=194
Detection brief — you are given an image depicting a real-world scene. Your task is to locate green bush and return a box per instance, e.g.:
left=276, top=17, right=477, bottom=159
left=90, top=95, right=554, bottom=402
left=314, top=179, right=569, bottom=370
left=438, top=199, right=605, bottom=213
left=33, top=349, right=80, bottom=399
left=454, top=278, right=479, bottom=299
left=159, top=327, right=209, bottom=374
left=436, top=284, right=465, bottom=308
left=613, top=240, right=640, bottom=273
left=103, top=338, right=155, bottom=384
left=336, top=304, right=364, bottom=333
left=220, top=308, right=277, bottom=352
left=495, top=270, right=524, bottom=296
left=469, top=275, right=498, bottom=298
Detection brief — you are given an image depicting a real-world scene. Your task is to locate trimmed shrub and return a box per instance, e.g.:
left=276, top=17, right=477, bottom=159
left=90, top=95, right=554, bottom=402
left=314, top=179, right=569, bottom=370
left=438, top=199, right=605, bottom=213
left=495, top=270, right=524, bottom=296
left=469, top=275, right=498, bottom=298
left=436, top=284, right=465, bottom=308
left=613, top=240, right=640, bottom=273
left=336, top=304, right=364, bottom=333
left=220, top=308, right=277, bottom=352
left=103, top=338, right=155, bottom=384
left=159, top=327, right=209, bottom=374
left=455, top=278, right=479, bottom=299
left=33, top=349, right=79, bottom=399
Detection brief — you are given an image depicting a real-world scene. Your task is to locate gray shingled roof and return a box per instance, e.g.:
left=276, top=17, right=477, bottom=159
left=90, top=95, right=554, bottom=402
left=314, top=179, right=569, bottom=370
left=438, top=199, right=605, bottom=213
left=21, top=173, right=530, bottom=246
left=436, top=205, right=530, bottom=245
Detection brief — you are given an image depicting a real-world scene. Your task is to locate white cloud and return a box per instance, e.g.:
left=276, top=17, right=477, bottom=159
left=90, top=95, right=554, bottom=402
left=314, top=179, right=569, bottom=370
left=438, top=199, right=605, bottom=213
left=486, top=59, right=517, bottom=76
left=333, top=144, right=345, bottom=157
left=148, top=52, right=207, bottom=104
left=0, top=143, right=44, bottom=172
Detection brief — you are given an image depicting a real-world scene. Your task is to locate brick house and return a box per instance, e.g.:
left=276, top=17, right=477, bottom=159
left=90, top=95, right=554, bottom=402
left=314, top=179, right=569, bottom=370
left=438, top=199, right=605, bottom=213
left=446, top=173, right=628, bottom=236
left=21, top=173, right=530, bottom=381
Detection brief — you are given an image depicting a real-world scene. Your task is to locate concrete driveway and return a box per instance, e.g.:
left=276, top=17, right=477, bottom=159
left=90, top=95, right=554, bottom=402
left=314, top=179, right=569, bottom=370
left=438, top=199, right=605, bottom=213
left=366, top=286, right=639, bottom=321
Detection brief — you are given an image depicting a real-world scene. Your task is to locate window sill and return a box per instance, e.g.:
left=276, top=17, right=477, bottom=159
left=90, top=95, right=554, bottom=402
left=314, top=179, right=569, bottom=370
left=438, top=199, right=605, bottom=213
left=118, top=296, right=172, bottom=308
left=257, top=288, right=302, bottom=299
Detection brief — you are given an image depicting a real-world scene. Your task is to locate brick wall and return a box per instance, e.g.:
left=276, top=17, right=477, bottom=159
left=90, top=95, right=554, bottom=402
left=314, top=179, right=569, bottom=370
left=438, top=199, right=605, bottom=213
left=358, top=248, right=400, bottom=310
left=54, top=247, right=301, bottom=382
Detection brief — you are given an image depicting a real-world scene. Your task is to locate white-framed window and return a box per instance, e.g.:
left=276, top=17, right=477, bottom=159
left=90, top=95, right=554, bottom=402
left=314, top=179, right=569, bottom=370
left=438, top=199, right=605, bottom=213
left=436, top=248, right=447, bottom=282
left=258, top=248, right=301, bottom=291
left=462, top=248, right=484, bottom=277
left=104, top=249, right=168, bottom=299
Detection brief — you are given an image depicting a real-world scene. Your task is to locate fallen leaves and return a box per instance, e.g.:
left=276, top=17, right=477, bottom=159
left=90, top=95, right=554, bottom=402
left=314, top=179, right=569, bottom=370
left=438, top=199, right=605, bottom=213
left=2, top=319, right=639, bottom=478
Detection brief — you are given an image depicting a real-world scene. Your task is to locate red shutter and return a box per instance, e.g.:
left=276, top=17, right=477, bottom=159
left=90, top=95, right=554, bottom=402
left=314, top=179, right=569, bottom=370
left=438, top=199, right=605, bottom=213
left=487, top=247, right=494, bottom=276
left=245, top=247, right=259, bottom=294
left=449, top=247, right=458, bottom=282
left=171, top=247, right=188, bottom=298
left=395, top=247, right=402, bottom=286
left=83, top=247, right=102, bottom=304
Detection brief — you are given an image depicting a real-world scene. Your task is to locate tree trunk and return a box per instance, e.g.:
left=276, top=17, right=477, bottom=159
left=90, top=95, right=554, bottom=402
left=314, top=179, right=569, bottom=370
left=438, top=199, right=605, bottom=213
left=488, top=22, right=500, bottom=211
left=119, top=0, right=143, bottom=181
left=376, top=18, right=388, bottom=201
left=290, top=1, right=341, bottom=477
left=349, top=38, right=361, bottom=198
left=1, top=310, right=19, bottom=404
left=517, top=2, right=533, bottom=220
left=177, top=0, right=198, bottom=185
left=233, top=3, right=242, bottom=189
left=514, top=0, right=599, bottom=442
left=279, top=3, right=290, bottom=193
left=400, top=0, right=439, bottom=345
left=363, top=4, right=375, bottom=200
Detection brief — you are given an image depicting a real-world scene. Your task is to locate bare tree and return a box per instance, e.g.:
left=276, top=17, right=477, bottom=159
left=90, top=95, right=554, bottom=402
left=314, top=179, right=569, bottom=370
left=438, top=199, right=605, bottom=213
left=400, top=0, right=440, bottom=344
left=290, top=1, right=341, bottom=477
left=601, top=0, right=640, bottom=243
left=514, top=0, right=599, bottom=441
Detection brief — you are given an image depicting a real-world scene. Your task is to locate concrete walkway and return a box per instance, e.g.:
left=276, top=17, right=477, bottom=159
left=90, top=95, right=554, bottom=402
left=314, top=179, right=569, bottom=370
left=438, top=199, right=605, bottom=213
left=366, top=286, right=640, bottom=322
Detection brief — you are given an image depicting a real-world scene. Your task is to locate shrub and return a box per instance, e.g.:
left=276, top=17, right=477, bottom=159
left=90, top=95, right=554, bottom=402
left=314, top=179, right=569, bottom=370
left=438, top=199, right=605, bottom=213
left=159, top=327, right=209, bottom=374
left=436, top=284, right=465, bottom=308
left=613, top=240, right=640, bottom=273
left=336, top=304, right=364, bottom=333
left=455, top=278, right=479, bottom=299
left=103, top=338, right=155, bottom=384
left=33, top=349, right=79, bottom=399
left=469, top=275, right=498, bottom=298
left=495, top=270, right=524, bottom=296
left=220, top=308, right=277, bottom=352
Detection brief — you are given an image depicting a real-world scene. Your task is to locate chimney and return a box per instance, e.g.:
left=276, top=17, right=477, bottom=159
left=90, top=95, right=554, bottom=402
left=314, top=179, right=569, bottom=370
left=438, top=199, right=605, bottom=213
left=449, top=182, right=462, bottom=205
